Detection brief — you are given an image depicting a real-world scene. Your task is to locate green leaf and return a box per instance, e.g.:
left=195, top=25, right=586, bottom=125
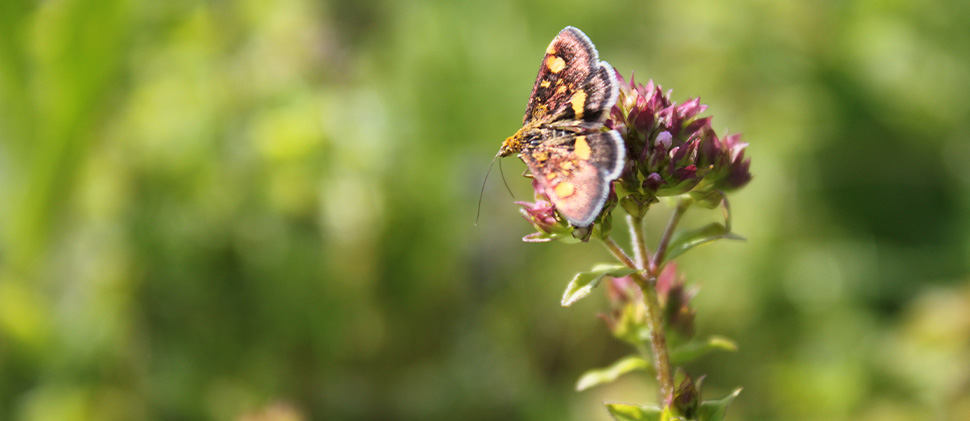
left=688, top=189, right=724, bottom=209
left=696, top=388, right=742, bottom=421
left=661, top=194, right=745, bottom=265
left=605, top=403, right=665, bottom=421
left=670, top=336, right=739, bottom=364
left=561, top=264, right=637, bottom=307
left=576, top=355, right=650, bottom=391
left=662, top=223, right=745, bottom=264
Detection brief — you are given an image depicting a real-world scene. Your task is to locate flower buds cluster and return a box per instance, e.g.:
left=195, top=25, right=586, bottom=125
left=609, top=72, right=751, bottom=215
left=655, top=262, right=697, bottom=341
left=517, top=179, right=569, bottom=242
left=600, top=263, right=696, bottom=343
left=599, top=274, right=645, bottom=344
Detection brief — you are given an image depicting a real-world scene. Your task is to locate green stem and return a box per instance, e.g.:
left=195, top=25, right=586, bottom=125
left=601, top=236, right=636, bottom=269
left=602, top=229, right=675, bottom=402
left=628, top=214, right=651, bottom=269
left=604, top=199, right=692, bottom=403
left=639, top=273, right=673, bottom=402
left=650, top=198, right=691, bottom=275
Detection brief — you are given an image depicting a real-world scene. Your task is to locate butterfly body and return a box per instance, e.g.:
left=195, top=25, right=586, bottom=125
left=500, top=27, right=625, bottom=227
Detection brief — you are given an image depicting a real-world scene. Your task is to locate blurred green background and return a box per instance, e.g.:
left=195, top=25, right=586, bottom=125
left=2, top=0, right=969, bottom=419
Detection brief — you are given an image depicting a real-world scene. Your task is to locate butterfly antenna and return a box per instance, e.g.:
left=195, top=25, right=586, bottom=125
left=498, top=157, right=514, bottom=199
left=476, top=154, right=501, bottom=226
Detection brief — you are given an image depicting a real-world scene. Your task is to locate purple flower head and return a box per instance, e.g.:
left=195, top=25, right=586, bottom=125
left=517, top=200, right=559, bottom=232
left=517, top=199, right=572, bottom=243
left=608, top=70, right=752, bottom=212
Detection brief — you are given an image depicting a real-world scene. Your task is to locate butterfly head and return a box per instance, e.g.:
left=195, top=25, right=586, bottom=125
left=498, top=133, right=523, bottom=158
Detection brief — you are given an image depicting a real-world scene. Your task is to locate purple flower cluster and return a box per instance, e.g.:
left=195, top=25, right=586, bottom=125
left=609, top=73, right=751, bottom=212
left=518, top=179, right=579, bottom=242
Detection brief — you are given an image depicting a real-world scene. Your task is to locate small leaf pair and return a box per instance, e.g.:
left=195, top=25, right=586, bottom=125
left=575, top=336, right=738, bottom=392
left=659, top=196, right=743, bottom=267
left=605, top=388, right=742, bottom=421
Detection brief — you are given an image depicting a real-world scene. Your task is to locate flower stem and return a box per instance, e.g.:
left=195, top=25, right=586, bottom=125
left=628, top=214, right=651, bottom=268
left=637, top=273, right=673, bottom=402
left=603, top=222, right=675, bottom=402
left=637, top=198, right=692, bottom=401
left=650, top=198, right=691, bottom=274
left=601, top=236, right=637, bottom=269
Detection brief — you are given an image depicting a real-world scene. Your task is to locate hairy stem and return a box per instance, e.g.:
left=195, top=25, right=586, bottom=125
left=628, top=214, right=651, bottom=268
left=603, top=200, right=692, bottom=403
left=638, top=273, right=673, bottom=401
left=601, top=236, right=637, bottom=269
left=602, top=227, right=675, bottom=402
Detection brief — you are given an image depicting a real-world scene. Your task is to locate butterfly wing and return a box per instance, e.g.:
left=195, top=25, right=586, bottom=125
left=523, top=26, right=619, bottom=125
left=521, top=131, right=625, bottom=226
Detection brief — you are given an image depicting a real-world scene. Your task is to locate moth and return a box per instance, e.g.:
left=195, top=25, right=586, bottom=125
left=499, top=26, right=625, bottom=227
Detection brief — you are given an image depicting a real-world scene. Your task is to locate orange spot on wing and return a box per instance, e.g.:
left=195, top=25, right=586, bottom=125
left=554, top=182, right=575, bottom=198
left=546, top=56, right=566, bottom=73
left=571, top=91, right=587, bottom=119
left=573, top=136, right=591, bottom=160
left=540, top=80, right=551, bottom=88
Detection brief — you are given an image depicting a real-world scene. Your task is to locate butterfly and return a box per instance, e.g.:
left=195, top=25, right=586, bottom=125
left=499, top=26, right=625, bottom=227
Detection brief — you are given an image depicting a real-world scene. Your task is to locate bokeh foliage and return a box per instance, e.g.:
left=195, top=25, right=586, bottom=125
left=1, top=0, right=969, bottom=419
